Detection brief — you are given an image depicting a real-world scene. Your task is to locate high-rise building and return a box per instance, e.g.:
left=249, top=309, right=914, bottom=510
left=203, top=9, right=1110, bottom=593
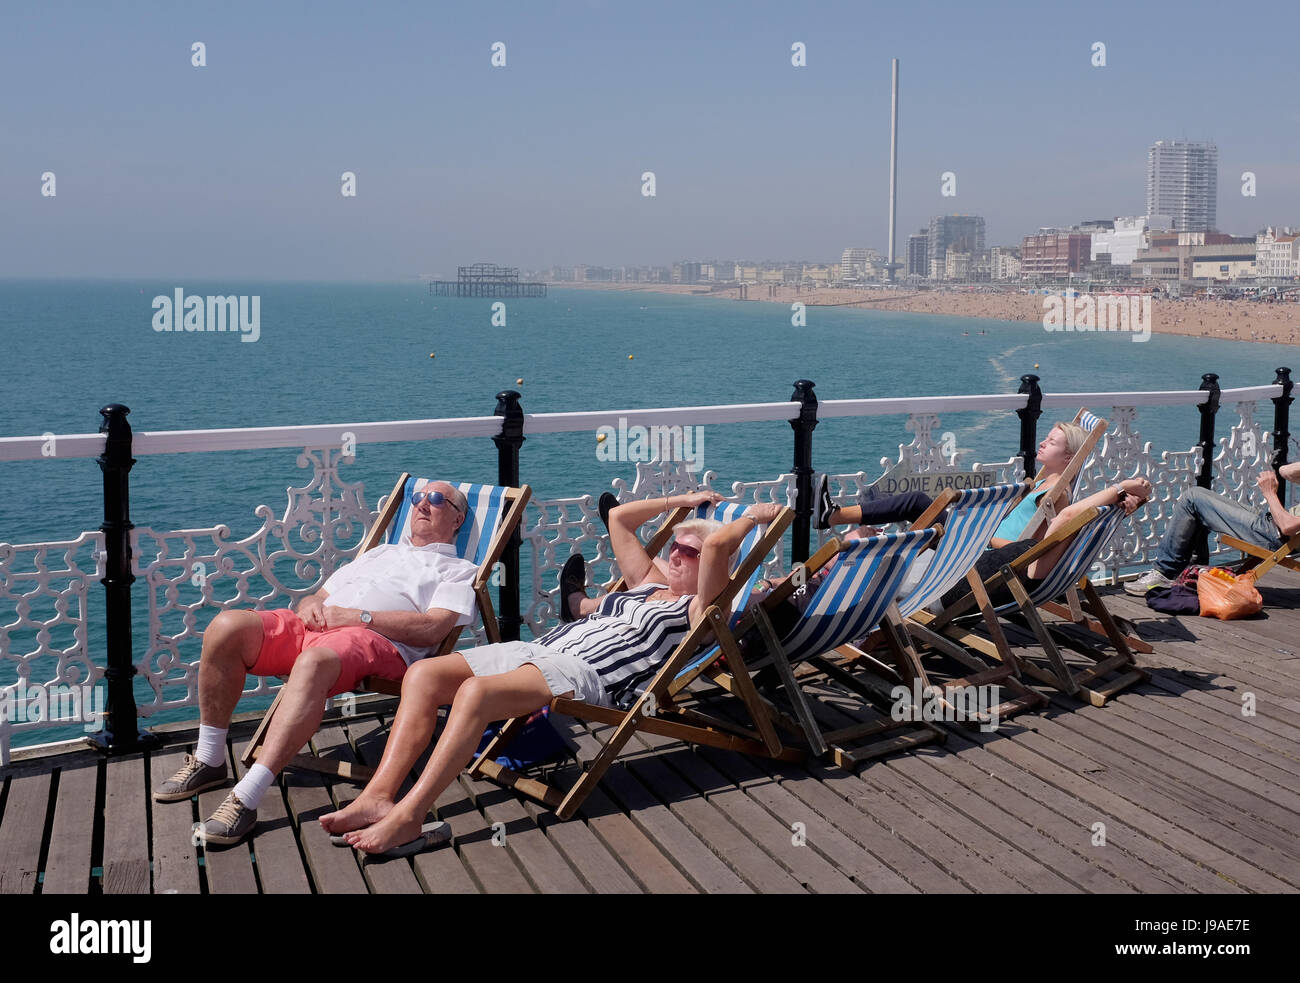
left=906, top=230, right=929, bottom=277
left=927, top=215, right=985, bottom=279
left=1146, top=140, right=1218, bottom=233
left=840, top=248, right=868, bottom=280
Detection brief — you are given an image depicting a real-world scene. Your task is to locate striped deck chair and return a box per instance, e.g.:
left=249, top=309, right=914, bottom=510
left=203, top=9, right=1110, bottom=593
left=1010, top=407, right=1154, bottom=656
left=1023, top=408, right=1108, bottom=538
left=242, top=473, right=531, bottom=781
left=838, top=481, right=1051, bottom=722
left=596, top=499, right=772, bottom=607
left=927, top=505, right=1150, bottom=707
left=669, top=527, right=947, bottom=769
left=469, top=505, right=797, bottom=820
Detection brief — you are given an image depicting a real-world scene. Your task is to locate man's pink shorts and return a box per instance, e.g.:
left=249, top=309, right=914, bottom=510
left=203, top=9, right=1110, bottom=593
left=249, top=609, right=408, bottom=696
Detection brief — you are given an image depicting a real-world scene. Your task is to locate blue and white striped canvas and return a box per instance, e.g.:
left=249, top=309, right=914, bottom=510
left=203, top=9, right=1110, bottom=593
left=1072, top=409, right=1107, bottom=497
left=776, top=528, right=938, bottom=665
left=667, top=526, right=937, bottom=687
left=896, top=482, right=1024, bottom=617
left=385, top=478, right=509, bottom=566
left=994, top=504, right=1126, bottom=611
left=693, top=500, right=770, bottom=617
left=660, top=502, right=780, bottom=681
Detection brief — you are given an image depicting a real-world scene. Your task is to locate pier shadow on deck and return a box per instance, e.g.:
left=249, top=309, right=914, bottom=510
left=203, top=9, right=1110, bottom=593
left=3, top=571, right=1299, bottom=895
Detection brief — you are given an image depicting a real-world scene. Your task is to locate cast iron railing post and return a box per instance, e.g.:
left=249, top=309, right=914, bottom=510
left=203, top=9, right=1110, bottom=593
left=1272, top=367, right=1293, bottom=508
left=1017, top=374, right=1042, bottom=479
left=493, top=390, right=525, bottom=641
left=1193, top=373, right=1221, bottom=564
left=789, top=380, right=818, bottom=563
left=94, top=404, right=156, bottom=754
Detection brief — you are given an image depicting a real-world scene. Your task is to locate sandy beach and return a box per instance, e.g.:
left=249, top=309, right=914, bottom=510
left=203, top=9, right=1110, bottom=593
left=556, top=281, right=1300, bottom=346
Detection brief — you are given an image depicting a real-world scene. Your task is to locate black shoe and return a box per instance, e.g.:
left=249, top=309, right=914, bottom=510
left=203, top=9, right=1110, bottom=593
left=558, top=553, right=588, bottom=623
left=813, top=473, right=835, bottom=530
left=597, top=493, right=620, bottom=530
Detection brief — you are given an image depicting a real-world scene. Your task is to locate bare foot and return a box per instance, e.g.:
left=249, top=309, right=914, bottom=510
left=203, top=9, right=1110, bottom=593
left=343, top=807, right=425, bottom=854
left=319, top=793, right=394, bottom=834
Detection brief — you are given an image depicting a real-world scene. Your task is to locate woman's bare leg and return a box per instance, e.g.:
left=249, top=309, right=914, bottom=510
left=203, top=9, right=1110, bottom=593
left=344, top=664, right=556, bottom=853
left=319, top=654, right=473, bottom=834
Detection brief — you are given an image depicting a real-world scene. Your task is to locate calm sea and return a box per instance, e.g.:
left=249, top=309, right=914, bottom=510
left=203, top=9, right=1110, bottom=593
left=2, top=280, right=1295, bottom=745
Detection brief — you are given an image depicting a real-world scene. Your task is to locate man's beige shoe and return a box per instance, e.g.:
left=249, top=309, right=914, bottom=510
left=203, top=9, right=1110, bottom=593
left=154, top=753, right=229, bottom=802
left=197, top=792, right=257, bottom=847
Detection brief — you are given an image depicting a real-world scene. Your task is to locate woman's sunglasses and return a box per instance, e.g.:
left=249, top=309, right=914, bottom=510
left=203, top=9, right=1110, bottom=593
left=411, top=489, right=464, bottom=514
left=669, top=540, right=701, bottom=560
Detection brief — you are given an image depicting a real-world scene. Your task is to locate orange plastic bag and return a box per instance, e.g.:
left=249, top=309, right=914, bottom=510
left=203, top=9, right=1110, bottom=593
left=1196, top=567, right=1263, bottom=620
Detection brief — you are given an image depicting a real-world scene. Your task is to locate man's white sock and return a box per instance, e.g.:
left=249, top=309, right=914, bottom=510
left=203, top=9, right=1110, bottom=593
left=195, top=725, right=228, bottom=768
left=232, top=764, right=275, bottom=811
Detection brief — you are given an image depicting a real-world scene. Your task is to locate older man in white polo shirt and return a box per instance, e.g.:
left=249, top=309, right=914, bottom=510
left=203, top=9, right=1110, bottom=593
left=154, top=480, right=478, bottom=846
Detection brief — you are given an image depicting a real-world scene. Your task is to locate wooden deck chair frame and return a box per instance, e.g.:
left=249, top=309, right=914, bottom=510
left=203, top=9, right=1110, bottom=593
left=1015, top=408, right=1153, bottom=655
left=1024, top=408, right=1109, bottom=537
left=1219, top=532, right=1300, bottom=583
left=664, top=527, right=949, bottom=771
left=839, top=481, right=1050, bottom=725
left=920, top=505, right=1149, bottom=707
left=469, top=507, right=801, bottom=820
left=241, top=472, right=531, bottom=782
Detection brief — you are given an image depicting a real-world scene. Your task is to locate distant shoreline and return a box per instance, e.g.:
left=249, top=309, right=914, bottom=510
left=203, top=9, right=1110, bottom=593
left=550, top=281, right=1300, bottom=347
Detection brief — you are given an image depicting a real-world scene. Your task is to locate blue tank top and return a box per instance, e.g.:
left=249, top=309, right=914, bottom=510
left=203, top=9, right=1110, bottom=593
left=992, top=480, right=1055, bottom=542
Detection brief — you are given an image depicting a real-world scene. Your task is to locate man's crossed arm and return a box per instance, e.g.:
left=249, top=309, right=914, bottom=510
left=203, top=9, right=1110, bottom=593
left=297, top=590, right=463, bottom=650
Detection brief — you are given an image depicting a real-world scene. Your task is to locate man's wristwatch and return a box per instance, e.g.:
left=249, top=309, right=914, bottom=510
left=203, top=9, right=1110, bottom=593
left=360, top=610, right=373, bottom=625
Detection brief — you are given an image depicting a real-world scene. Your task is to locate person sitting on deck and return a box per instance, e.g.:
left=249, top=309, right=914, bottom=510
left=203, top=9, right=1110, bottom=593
left=319, top=490, right=781, bottom=856
left=154, top=480, right=478, bottom=847
left=1125, top=463, right=1300, bottom=596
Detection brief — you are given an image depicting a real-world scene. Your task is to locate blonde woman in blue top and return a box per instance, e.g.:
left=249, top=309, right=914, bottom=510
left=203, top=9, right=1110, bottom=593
left=815, top=421, right=1091, bottom=544
left=814, top=421, right=1150, bottom=606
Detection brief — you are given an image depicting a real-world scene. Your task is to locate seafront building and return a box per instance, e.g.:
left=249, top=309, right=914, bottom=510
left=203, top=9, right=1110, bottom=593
left=1019, top=229, right=1092, bottom=279
left=840, top=247, right=869, bottom=280
left=990, top=246, right=1021, bottom=280
left=1132, top=232, right=1256, bottom=285
left=1256, top=228, right=1300, bottom=281
left=1090, top=215, right=1174, bottom=267
left=906, top=230, right=929, bottom=278
left=1188, top=244, right=1258, bottom=280
left=1147, top=140, right=1219, bottom=233
left=927, top=215, right=985, bottom=280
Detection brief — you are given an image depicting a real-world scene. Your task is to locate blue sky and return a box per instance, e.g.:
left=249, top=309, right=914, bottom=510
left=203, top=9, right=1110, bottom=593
left=2, top=0, right=1297, bottom=279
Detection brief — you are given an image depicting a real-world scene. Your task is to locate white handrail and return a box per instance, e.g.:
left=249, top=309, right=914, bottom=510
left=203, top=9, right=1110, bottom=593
left=0, top=384, right=1281, bottom=462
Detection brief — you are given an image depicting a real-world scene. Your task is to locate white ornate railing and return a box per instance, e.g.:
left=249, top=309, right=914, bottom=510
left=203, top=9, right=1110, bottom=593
left=0, top=533, right=103, bottom=756
left=0, top=381, right=1290, bottom=759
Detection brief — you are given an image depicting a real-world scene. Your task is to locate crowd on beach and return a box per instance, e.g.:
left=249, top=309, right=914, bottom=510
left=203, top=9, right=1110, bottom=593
left=563, top=281, right=1300, bottom=347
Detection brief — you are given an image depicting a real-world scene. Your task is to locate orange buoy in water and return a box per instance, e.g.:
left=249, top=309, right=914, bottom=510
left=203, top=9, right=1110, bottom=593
left=516, top=378, right=524, bottom=385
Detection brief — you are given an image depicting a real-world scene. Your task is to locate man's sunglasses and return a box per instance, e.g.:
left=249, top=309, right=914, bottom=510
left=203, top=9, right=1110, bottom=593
left=410, top=489, right=464, bottom=513
left=669, top=540, right=701, bottom=560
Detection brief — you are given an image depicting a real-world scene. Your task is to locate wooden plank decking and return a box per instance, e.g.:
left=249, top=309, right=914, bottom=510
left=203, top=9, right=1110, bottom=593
left=2, top=575, right=1298, bottom=895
